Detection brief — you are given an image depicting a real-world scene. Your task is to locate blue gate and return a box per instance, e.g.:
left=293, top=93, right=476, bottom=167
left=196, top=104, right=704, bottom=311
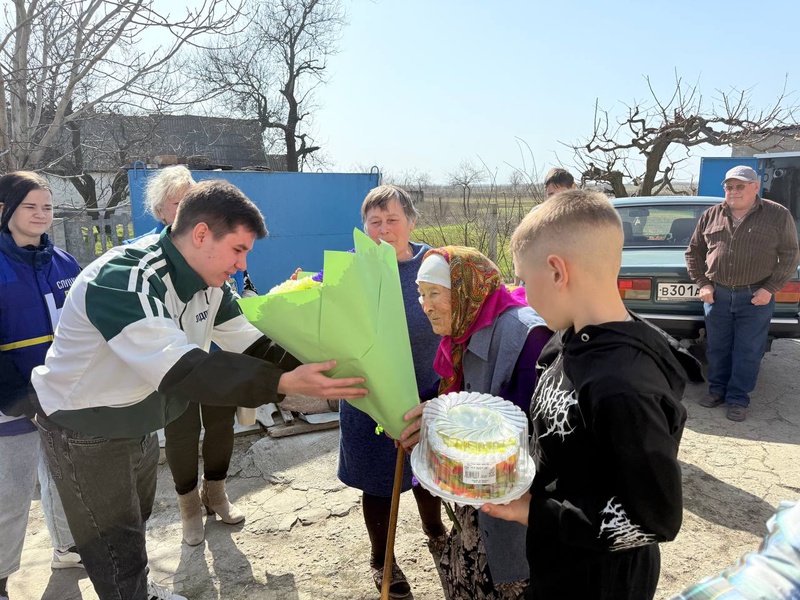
left=127, top=169, right=380, bottom=291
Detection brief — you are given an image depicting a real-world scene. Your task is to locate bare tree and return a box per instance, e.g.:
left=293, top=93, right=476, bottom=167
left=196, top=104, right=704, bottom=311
left=412, top=158, right=534, bottom=279
left=505, top=137, right=546, bottom=203
left=571, top=74, right=799, bottom=197
left=58, top=109, right=167, bottom=216
left=193, top=0, right=345, bottom=171
left=448, top=158, right=484, bottom=218
left=393, top=168, right=430, bottom=192
left=0, top=0, right=240, bottom=176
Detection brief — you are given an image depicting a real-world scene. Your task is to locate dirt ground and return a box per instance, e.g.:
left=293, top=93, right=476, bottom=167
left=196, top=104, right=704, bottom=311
left=10, top=338, right=800, bottom=600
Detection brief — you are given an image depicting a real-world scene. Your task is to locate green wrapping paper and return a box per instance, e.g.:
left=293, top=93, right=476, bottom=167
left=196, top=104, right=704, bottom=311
left=237, top=229, right=420, bottom=439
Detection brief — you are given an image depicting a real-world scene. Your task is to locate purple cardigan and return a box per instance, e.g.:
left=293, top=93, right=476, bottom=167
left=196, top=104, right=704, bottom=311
left=499, top=325, right=553, bottom=412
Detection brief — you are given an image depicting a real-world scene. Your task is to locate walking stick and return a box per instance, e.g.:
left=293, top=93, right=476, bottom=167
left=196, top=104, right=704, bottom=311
left=381, top=445, right=406, bottom=600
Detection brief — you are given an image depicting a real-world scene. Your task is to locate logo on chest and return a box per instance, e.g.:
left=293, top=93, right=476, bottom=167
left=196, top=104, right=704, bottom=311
left=56, top=277, right=76, bottom=290
left=532, top=357, right=579, bottom=440
left=195, top=310, right=209, bottom=323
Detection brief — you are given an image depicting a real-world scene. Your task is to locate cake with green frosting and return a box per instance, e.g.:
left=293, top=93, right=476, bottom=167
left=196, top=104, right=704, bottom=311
left=422, top=392, right=525, bottom=500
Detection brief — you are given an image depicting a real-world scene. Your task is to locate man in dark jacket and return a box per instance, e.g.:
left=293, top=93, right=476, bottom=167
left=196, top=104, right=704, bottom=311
left=486, top=189, right=702, bottom=600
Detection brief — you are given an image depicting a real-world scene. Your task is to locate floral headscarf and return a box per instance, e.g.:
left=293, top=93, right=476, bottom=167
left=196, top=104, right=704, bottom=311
left=424, top=246, right=525, bottom=395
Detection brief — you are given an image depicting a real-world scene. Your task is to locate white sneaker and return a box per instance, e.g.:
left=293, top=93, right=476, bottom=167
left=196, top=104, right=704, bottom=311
left=147, top=579, right=186, bottom=600
left=51, top=546, right=84, bottom=569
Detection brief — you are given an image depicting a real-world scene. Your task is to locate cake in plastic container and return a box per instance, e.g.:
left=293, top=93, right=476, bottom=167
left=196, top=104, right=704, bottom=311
left=410, top=391, right=535, bottom=505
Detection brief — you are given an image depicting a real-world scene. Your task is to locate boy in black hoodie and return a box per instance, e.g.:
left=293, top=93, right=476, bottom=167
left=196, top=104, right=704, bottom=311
left=483, top=190, right=702, bottom=599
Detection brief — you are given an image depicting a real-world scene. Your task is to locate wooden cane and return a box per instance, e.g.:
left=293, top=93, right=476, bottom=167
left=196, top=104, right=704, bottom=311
left=381, top=445, right=406, bottom=600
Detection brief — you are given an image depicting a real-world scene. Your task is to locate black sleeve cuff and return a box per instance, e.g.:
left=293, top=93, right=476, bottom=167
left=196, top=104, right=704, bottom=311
left=159, top=348, right=289, bottom=408
left=242, top=335, right=303, bottom=371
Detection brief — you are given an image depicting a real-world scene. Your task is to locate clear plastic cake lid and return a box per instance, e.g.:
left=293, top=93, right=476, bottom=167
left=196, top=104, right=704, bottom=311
left=410, top=391, right=535, bottom=507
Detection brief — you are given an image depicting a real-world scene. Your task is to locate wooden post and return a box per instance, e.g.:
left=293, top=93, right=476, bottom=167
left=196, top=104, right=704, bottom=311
left=381, top=446, right=406, bottom=600
left=488, top=202, right=498, bottom=262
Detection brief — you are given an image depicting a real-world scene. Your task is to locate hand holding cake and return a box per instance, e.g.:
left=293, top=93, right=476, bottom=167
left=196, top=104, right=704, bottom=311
left=480, top=493, right=530, bottom=526
left=397, top=401, right=427, bottom=452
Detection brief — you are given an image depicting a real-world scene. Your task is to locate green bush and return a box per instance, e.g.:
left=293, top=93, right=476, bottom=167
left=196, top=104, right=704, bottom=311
left=81, top=223, right=135, bottom=255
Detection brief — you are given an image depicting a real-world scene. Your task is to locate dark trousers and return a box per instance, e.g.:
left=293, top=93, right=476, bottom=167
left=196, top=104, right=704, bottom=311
left=704, top=285, right=775, bottom=407
left=36, top=414, right=158, bottom=600
left=526, top=544, right=659, bottom=600
left=363, top=485, right=445, bottom=565
left=164, top=403, right=236, bottom=495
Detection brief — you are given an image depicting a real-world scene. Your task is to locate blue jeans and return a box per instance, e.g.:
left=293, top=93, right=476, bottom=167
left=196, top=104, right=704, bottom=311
left=704, top=285, right=775, bottom=407
left=36, top=415, right=158, bottom=600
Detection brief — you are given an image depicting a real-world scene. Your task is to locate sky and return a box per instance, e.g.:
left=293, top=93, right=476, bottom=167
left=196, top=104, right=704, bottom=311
left=309, top=0, right=800, bottom=184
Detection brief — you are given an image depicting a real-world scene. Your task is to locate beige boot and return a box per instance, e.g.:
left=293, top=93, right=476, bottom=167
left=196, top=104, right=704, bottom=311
left=200, top=476, right=244, bottom=524
left=176, top=487, right=204, bottom=546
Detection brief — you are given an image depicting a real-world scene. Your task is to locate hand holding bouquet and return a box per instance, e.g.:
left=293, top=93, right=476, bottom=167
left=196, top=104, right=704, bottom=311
left=238, top=229, right=419, bottom=439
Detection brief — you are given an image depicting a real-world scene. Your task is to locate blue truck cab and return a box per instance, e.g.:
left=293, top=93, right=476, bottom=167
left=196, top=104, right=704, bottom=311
left=699, top=153, right=800, bottom=234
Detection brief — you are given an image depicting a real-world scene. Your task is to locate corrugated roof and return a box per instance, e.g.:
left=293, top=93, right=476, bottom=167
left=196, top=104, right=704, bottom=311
left=49, top=113, right=285, bottom=171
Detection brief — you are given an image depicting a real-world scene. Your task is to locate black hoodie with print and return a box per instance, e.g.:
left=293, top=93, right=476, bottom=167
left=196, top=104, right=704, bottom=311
left=524, top=316, right=703, bottom=599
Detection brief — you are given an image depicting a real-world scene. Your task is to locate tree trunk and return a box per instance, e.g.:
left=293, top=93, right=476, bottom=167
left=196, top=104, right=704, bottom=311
left=69, top=173, right=99, bottom=217
left=639, top=138, right=670, bottom=196
left=285, top=128, right=299, bottom=172
left=608, top=171, right=628, bottom=198
left=283, top=73, right=300, bottom=172
left=104, top=170, right=130, bottom=218
left=65, top=106, right=99, bottom=214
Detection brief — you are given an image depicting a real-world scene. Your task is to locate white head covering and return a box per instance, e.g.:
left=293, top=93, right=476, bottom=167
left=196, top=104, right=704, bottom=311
left=416, top=253, right=451, bottom=289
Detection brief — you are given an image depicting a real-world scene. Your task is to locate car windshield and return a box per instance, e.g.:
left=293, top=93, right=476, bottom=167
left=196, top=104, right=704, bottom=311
left=616, top=205, right=710, bottom=248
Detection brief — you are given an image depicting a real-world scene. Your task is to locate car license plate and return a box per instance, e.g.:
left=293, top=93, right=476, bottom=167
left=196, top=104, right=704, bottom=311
left=657, top=282, right=701, bottom=301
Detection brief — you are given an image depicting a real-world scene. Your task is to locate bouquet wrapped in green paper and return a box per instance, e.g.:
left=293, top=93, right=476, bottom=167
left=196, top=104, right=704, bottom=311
left=237, top=229, right=420, bottom=439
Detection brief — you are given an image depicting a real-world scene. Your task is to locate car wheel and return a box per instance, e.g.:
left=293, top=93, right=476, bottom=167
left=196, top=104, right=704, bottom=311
left=687, top=339, right=707, bottom=365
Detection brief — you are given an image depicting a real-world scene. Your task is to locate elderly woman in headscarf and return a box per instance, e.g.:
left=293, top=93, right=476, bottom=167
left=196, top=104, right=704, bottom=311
left=399, top=246, right=551, bottom=600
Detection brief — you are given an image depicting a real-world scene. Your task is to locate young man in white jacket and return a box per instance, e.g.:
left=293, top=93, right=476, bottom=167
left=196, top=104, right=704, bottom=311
left=32, top=180, right=368, bottom=600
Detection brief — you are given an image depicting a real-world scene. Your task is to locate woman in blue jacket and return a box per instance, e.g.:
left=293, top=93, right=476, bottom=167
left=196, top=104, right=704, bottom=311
left=0, top=172, right=84, bottom=599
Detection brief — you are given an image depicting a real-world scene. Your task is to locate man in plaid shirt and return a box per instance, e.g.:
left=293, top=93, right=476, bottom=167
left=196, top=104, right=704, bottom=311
left=670, top=500, right=800, bottom=599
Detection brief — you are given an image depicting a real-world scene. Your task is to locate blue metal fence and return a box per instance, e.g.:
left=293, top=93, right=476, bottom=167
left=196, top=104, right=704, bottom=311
left=127, top=169, right=380, bottom=290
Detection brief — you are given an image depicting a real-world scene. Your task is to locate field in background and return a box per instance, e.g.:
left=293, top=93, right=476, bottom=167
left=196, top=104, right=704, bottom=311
left=409, top=185, right=544, bottom=279
left=405, top=182, right=699, bottom=278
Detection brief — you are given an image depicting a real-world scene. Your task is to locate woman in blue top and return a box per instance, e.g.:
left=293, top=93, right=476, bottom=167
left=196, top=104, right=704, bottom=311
left=0, top=172, right=84, bottom=599
left=337, top=185, right=447, bottom=599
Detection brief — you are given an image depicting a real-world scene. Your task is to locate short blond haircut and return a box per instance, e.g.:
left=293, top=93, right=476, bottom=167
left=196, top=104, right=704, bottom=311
left=510, top=189, right=622, bottom=264
left=145, top=165, right=195, bottom=219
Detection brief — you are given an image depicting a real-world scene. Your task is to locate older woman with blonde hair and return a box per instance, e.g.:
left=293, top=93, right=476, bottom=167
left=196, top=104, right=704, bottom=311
left=126, top=165, right=194, bottom=239
left=145, top=164, right=193, bottom=225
